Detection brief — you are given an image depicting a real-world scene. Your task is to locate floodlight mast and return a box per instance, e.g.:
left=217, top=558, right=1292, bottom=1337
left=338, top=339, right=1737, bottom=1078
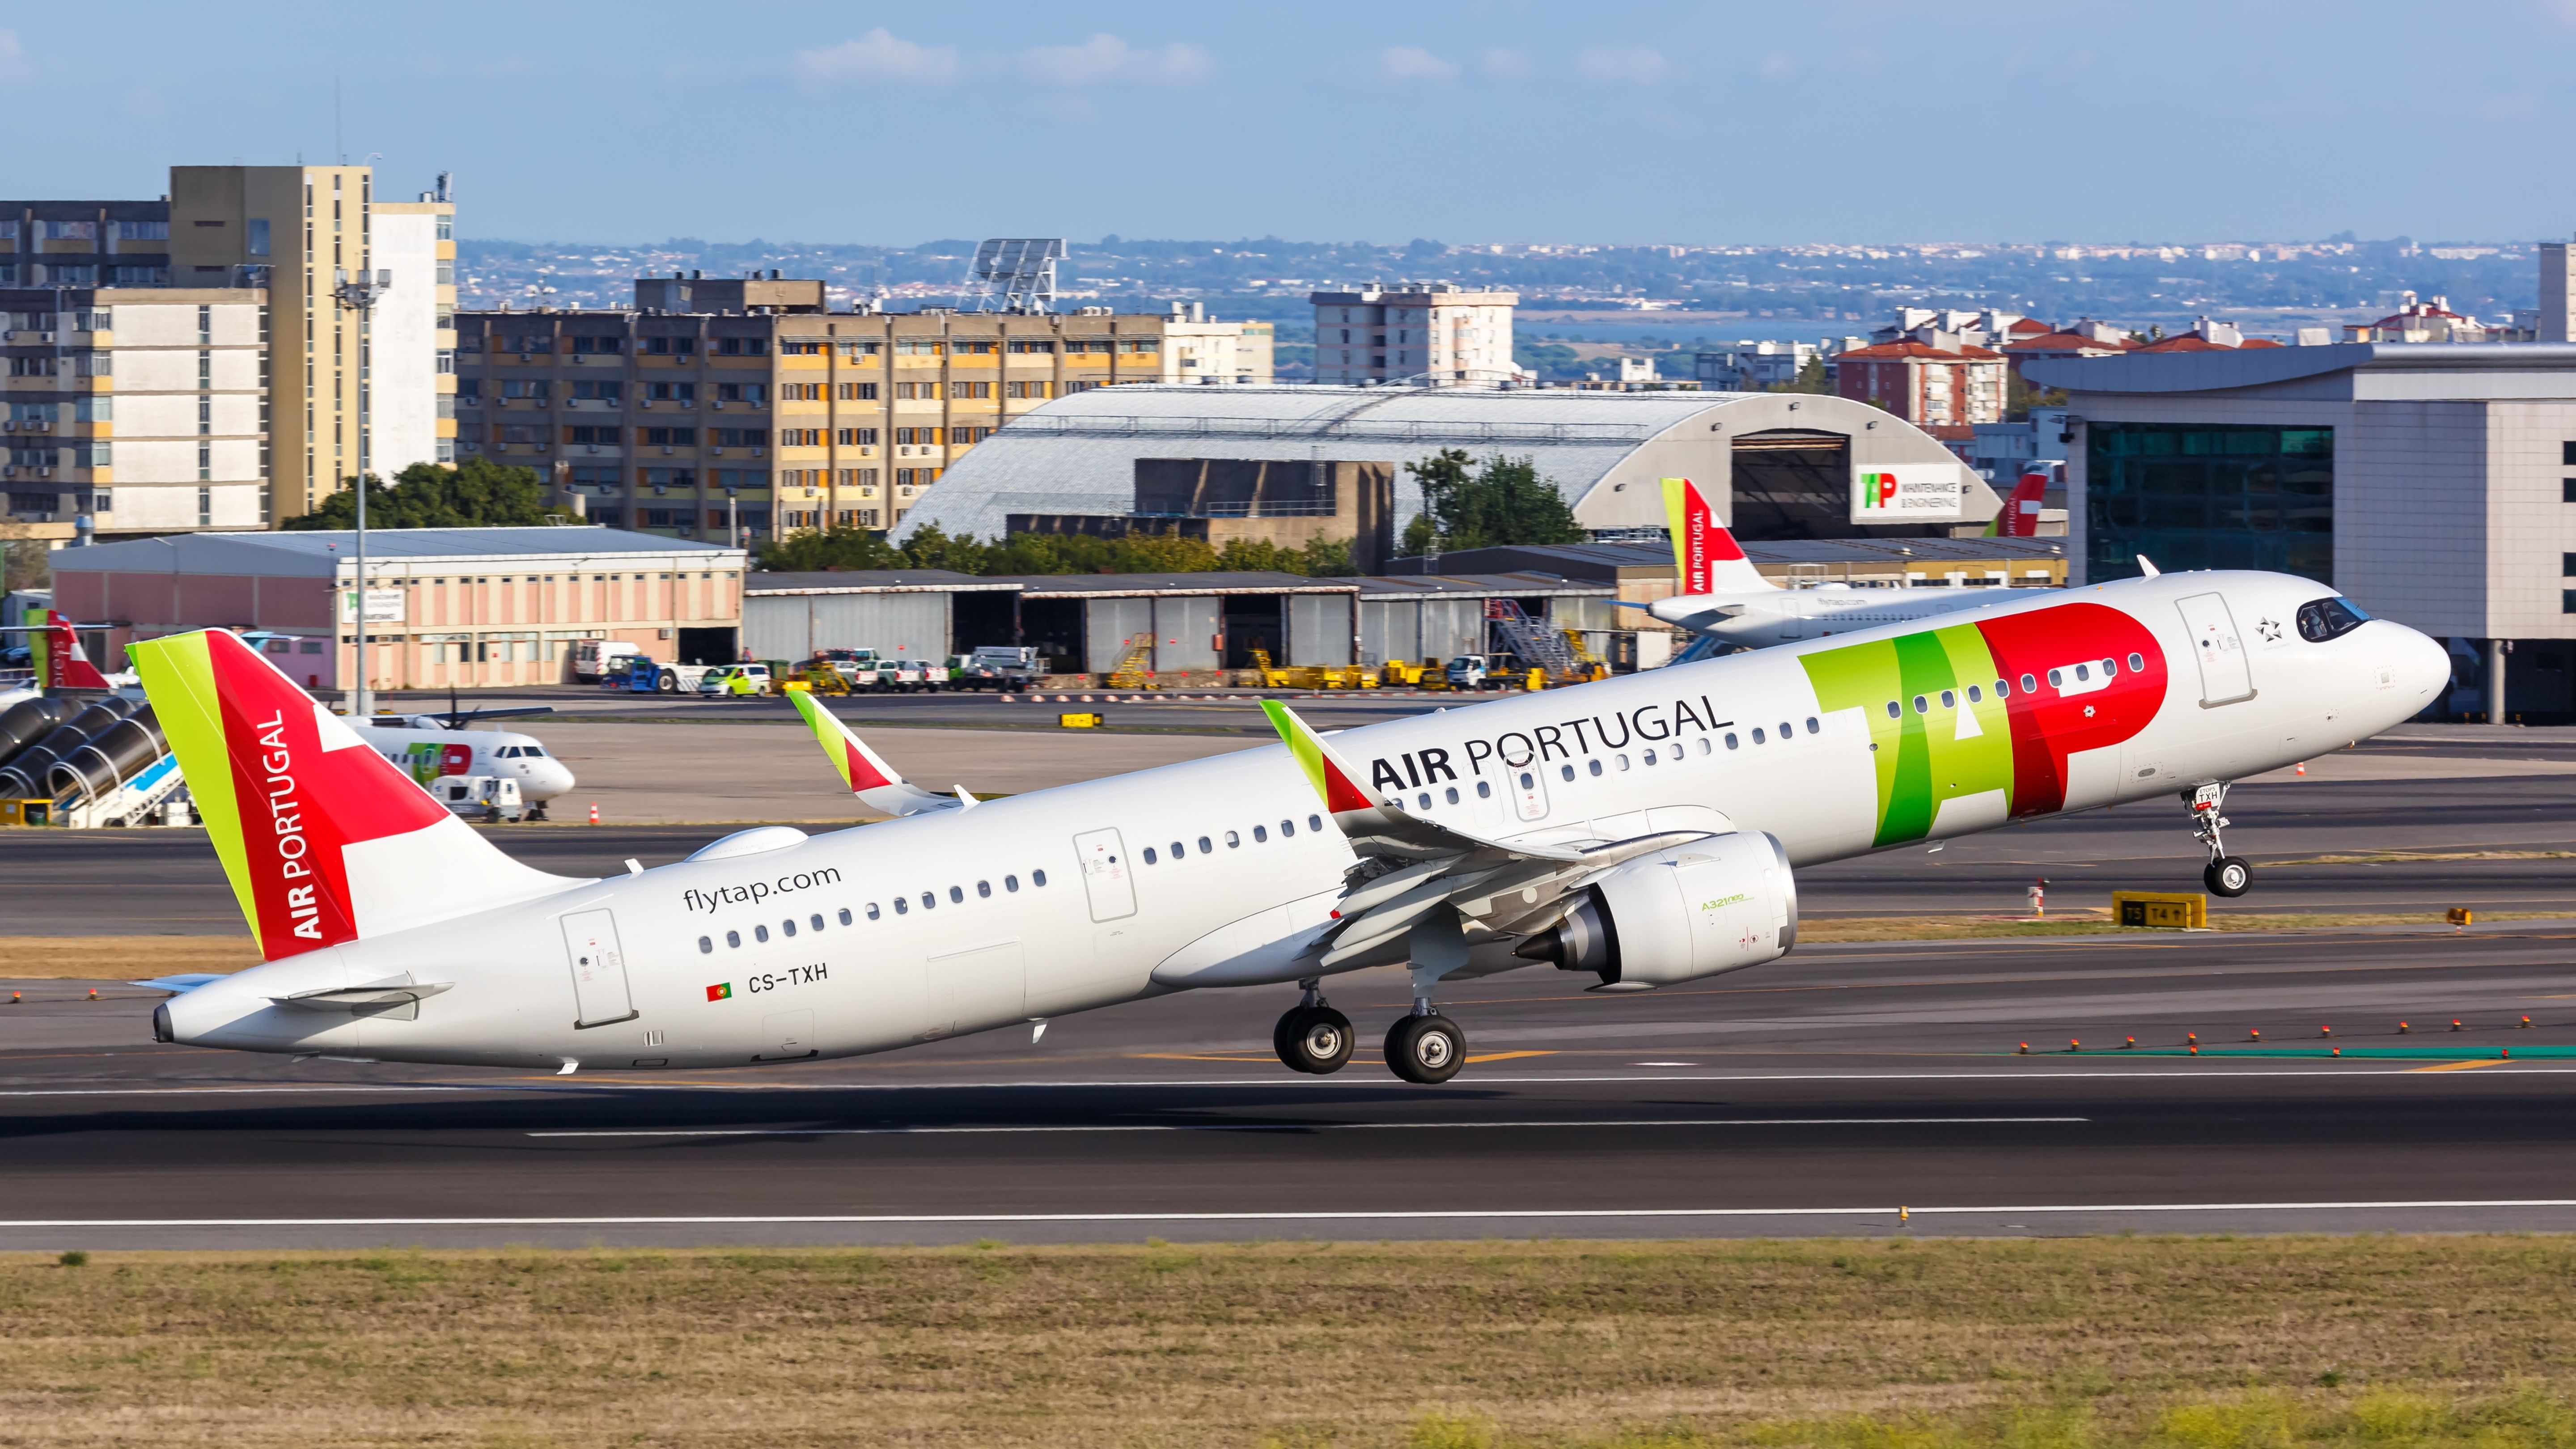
left=962, top=238, right=1065, bottom=314
left=332, top=266, right=393, bottom=716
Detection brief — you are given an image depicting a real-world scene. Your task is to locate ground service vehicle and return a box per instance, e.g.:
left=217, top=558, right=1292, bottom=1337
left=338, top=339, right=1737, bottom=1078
left=429, top=774, right=526, bottom=823
left=697, top=663, right=773, bottom=697
left=570, top=640, right=645, bottom=682
left=613, top=661, right=713, bottom=694
left=136, top=570, right=2444, bottom=1087
left=961, top=646, right=1041, bottom=690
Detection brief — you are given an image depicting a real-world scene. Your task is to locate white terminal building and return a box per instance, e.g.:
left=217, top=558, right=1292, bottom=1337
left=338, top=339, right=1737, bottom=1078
left=1310, top=284, right=1522, bottom=386
left=2027, top=342, right=2576, bottom=724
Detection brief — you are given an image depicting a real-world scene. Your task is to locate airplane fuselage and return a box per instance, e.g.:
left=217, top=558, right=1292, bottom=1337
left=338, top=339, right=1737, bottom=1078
left=348, top=722, right=576, bottom=803
left=1651, top=581, right=2025, bottom=649
left=160, top=571, right=2449, bottom=1070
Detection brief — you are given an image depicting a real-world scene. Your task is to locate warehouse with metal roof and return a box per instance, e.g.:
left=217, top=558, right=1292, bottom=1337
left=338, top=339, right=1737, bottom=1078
left=890, top=385, right=2005, bottom=546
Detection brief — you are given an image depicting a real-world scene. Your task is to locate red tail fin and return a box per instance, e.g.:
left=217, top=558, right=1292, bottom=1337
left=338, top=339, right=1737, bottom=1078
left=1997, top=472, right=2047, bottom=538
left=38, top=610, right=111, bottom=690
left=1660, top=477, right=1767, bottom=593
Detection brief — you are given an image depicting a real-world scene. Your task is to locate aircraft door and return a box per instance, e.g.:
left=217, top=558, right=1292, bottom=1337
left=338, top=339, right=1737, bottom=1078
left=1073, top=828, right=1136, bottom=921
left=925, top=940, right=1027, bottom=1036
left=559, top=909, right=639, bottom=1028
left=2177, top=593, right=2256, bottom=706
left=756, top=1008, right=816, bottom=1060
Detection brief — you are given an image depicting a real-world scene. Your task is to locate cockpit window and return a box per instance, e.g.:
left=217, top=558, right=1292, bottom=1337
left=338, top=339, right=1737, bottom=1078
left=2296, top=596, right=2371, bottom=643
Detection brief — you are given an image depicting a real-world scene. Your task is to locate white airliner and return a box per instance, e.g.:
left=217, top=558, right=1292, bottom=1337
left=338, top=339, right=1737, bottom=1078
left=1644, top=476, right=2054, bottom=648
left=135, top=569, right=2444, bottom=1084
left=345, top=714, right=576, bottom=819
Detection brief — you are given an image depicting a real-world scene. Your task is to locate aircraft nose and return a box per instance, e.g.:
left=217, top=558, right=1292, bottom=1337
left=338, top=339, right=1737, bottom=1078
left=2393, top=622, right=2452, bottom=705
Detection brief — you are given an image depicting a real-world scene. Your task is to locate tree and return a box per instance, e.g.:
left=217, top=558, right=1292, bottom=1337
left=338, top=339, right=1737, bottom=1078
left=2004, top=371, right=2068, bottom=423
left=1400, top=449, right=1584, bottom=555
left=756, top=524, right=905, bottom=572
left=284, top=458, right=555, bottom=530
left=1767, top=355, right=1832, bottom=394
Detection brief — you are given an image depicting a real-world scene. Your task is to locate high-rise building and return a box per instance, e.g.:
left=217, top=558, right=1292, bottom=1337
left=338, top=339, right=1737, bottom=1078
left=455, top=278, right=1259, bottom=542
left=1309, top=284, right=1519, bottom=386
left=373, top=177, right=458, bottom=471
left=0, top=287, right=270, bottom=538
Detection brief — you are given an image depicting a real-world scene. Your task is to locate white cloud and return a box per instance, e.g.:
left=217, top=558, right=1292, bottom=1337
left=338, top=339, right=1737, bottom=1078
left=1576, top=45, right=1669, bottom=85
left=1017, top=34, right=1213, bottom=86
left=1480, top=48, right=1533, bottom=80
left=794, top=29, right=960, bottom=85
left=1378, top=46, right=1459, bottom=81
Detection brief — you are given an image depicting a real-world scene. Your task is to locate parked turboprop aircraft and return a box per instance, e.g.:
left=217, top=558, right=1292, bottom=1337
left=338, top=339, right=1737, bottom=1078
left=1642, top=477, right=2052, bottom=648
left=343, top=715, right=576, bottom=818
left=136, top=570, right=2445, bottom=1083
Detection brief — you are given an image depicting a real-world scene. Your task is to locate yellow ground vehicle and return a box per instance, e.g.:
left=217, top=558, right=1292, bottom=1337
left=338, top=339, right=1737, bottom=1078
left=782, top=665, right=851, bottom=695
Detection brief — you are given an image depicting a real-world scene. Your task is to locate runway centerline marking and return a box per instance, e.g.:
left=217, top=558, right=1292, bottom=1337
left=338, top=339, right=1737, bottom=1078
left=2409, top=1059, right=2507, bottom=1072
left=522, top=1116, right=2089, bottom=1139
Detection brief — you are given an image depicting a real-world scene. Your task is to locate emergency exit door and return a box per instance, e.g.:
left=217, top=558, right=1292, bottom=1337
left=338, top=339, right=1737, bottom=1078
left=1072, top=827, right=1136, bottom=921
left=2177, top=592, right=2256, bottom=706
left=559, top=909, right=638, bottom=1028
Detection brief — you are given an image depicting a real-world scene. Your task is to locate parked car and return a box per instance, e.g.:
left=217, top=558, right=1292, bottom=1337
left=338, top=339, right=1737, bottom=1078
left=957, top=645, right=1042, bottom=690
left=696, top=663, right=774, bottom=697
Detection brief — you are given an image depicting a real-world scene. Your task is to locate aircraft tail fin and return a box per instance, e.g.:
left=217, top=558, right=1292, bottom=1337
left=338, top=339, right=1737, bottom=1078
left=1983, top=472, right=2048, bottom=538
left=1660, top=478, right=1767, bottom=593
left=129, top=629, right=585, bottom=962
left=35, top=610, right=112, bottom=690
left=786, top=684, right=959, bottom=818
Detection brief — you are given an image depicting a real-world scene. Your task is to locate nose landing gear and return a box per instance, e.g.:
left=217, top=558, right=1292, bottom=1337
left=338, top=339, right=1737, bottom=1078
left=2189, top=783, right=2253, bottom=897
left=1272, top=979, right=1355, bottom=1075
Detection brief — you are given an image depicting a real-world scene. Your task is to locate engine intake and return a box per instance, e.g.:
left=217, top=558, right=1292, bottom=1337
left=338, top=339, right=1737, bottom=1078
left=1514, top=832, right=1797, bottom=988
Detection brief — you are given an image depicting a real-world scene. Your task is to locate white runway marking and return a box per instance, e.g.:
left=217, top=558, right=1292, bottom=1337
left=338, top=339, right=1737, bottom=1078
left=524, top=1116, right=2088, bottom=1138
left=7, top=1200, right=2576, bottom=1230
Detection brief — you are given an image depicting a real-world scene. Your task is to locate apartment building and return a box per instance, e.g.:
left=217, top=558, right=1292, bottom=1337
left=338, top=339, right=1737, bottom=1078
left=373, top=178, right=459, bottom=470
left=1162, top=302, right=1273, bottom=385
left=1309, top=283, right=1519, bottom=386
left=1832, top=338, right=2008, bottom=437
left=455, top=276, right=1199, bottom=542
left=0, top=288, right=270, bottom=538
left=0, top=200, right=175, bottom=288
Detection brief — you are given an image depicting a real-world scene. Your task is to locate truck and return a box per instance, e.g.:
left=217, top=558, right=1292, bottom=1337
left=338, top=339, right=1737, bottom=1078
left=605, top=658, right=714, bottom=694
left=430, top=774, right=526, bottom=823
left=956, top=645, right=1042, bottom=690
left=570, top=639, right=645, bottom=682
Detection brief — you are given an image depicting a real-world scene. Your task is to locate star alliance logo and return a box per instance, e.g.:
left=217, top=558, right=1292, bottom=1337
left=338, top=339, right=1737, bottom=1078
left=2256, top=617, right=2283, bottom=642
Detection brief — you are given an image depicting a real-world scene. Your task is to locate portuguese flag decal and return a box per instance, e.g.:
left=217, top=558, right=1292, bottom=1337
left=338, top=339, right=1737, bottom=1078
left=706, top=983, right=733, bottom=1002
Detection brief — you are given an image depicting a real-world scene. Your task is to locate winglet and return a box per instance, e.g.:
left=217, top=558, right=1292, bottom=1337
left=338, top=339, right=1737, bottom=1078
left=786, top=685, right=959, bottom=818
left=1259, top=699, right=1384, bottom=815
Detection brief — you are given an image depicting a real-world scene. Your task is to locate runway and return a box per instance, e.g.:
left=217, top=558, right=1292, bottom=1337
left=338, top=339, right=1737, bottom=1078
left=10, top=917, right=2576, bottom=1248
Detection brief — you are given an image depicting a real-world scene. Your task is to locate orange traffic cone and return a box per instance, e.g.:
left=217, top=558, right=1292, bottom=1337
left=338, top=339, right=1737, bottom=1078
left=2295, top=761, right=2307, bottom=776
left=588, top=802, right=600, bottom=825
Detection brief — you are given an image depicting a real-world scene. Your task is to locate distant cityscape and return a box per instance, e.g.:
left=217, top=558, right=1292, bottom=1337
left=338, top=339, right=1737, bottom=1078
left=458, top=234, right=2542, bottom=377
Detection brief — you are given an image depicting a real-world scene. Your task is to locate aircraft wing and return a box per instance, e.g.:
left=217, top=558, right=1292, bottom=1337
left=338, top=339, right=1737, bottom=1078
left=1259, top=700, right=1709, bottom=974
left=436, top=705, right=554, bottom=725
left=787, top=686, right=961, bottom=818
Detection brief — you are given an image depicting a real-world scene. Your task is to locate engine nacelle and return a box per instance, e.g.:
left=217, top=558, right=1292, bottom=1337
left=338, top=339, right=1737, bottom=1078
left=1514, top=832, right=1797, bottom=988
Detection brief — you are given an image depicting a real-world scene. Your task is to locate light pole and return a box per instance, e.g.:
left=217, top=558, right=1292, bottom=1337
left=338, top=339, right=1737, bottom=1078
left=333, top=267, right=392, bottom=715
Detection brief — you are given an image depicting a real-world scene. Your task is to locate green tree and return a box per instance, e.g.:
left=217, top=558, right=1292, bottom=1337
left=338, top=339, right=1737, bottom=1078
left=285, top=458, right=556, bottom=530
left=756, top=524, right=905, bottom=572
left=1767, top=355, right=1832, bottom=394
left=1400, top=449, right=1584, bottom=555
left=2004, top=370, right=2068, bottom=422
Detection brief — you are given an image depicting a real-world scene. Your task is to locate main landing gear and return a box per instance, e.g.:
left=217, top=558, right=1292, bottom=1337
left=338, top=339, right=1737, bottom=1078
left=1270, top=978, right=1465, bottom=1084
left=2189, top=783, right=2253, bottom=898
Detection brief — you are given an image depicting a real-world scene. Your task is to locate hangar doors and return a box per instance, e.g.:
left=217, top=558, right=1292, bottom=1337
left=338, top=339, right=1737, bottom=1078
left=746, top=592, right=949, bottom=662
left=1285, top=593, right=1354, bottom=666
left=1730, top=429, right=1875, bottom=541
left=1152, top=597, right=1220, bottom=672
left=1361, top=597, right=1482, bottom=664
left=1085, top=597, right=1152, bottom=674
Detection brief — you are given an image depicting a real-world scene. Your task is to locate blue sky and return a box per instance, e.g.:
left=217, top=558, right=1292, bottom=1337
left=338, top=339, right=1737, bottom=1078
left=8, top=1, right=2572, bottom=246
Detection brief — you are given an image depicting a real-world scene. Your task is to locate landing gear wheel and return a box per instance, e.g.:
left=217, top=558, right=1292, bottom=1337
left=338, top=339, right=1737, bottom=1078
left=1384, top=1013, right=1465, bottom=1084
left=1273, top=1006, right=1355, bottom=1075
left=2205, top=855, right=2253, bottom=897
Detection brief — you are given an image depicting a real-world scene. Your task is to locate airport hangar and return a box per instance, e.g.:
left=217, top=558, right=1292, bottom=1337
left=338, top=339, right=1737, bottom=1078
left=887, top=383, right=2011, bottom=548
left=2028, top=342, right=2576, bottom=724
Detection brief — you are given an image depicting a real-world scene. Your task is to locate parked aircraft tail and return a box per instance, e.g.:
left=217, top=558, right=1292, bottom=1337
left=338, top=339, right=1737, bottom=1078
left=1983, top=472, right=2048, bottom=538
left=1660, top=478, right=1768, bottom=593
left=128, top=629, right=584, bottom=961
left=786, top=684, right=961, bottom=817
left=33, top=609, right=113, bottom=690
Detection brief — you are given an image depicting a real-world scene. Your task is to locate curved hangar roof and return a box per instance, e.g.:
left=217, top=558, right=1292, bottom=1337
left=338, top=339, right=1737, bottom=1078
left=891, top=385, right=1993, bottom=542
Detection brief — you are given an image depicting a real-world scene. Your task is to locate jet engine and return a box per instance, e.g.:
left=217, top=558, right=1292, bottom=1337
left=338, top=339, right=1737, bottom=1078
left=1514, top=832, right=1797, bottom=989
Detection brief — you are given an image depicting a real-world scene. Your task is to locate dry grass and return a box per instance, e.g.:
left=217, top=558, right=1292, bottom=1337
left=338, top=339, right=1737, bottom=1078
left=0, top=935, right=259, bottom=978
left=1796, top=911, right=2568, bottom=943
left=4, top=1237, right=2576, bottom=1446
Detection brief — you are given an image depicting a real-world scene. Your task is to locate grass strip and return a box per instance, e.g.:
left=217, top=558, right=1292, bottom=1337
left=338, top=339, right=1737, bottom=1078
left=5, top=1237, right=2576, bottom=1447
left=1798, top=911, right=2571, bottom=942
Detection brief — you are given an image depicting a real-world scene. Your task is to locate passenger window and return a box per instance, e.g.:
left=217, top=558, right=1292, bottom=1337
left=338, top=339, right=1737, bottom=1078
left=838, top=908, right=852, bottom=926
left=1144, top=847, right=1159, bottom=864
left=1225, top=831, right=1240, bottom=847
left=1641, top=749, right=1656, bottom=766
left=782, top=919, right=797, bottom=937
left=698, top=936, right=712, bottom=954
left=894, top=898, right=908, bottom=915
left=1170, top=841, right=1185, bottom=859
left=726, top=930, right=741, bottom=948
left=1966, top=686, right=1982, bottom=703
left=1417, top=793, right=1432, bottom=810
left=1517, top=772, right=1534, bottom=789
left=1587, top=759, right=1603, bottom=776
left=2101, top=657, right=2118, bottom=678
left=1308, top=814, right=1322, bottom=832
left=1885, top=700, right=1900, bottom=719
left=2128, top=652, right=2145, bottom=672
left=1698, top=737, right=1712, bottom=755
left=754, top=924, right=770, bottom=943
left=976, top=880, right=991, bottom=898
left=1939, top=691, right=1954, bottom=709
left=1725, top=732, right=1740, bottom=750
left=1032, top=869, right=1048, bottom=886
left=1254, top=824, right=1269, bottom=842
left=948, top=886, right=963, bottom=903
left=2021, top=673, right=2038, bottom=693
left=1280, top=820, right=1295, bottom=837
left=2047, top=669, right=2063, bottom=687
left=920, top=891, right=936, bottom=910
left=1444, top=787, right=1459, bottom=804
left=1004, top=875, right=1019, bottom=892
left=1198, top=835, right=1212, bottom=853
left=1752, top=727, right=1767, bottom=744
left=867, top=902, right=881, bottom=920
left=1996, top=678, right=2011, bottom=698
left=1912, top=695, right=1928, bottom=714
left=1778, top=721, right=1793, bottom=738
left=1560, top=764, right=1576, bottom=781
left=1806, top=716, right=1820, bottom=733
left=1476, top=781, right=1491, bottom=798
left=2075, top=663, right=2091, bottom=682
